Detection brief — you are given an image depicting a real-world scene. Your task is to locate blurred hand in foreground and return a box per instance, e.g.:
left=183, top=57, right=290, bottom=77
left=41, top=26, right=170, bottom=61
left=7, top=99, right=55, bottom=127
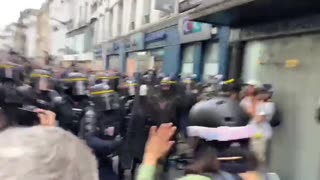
left=143, top=123, right=176, bottom=166
left=35, top=109, right=56, bottom=127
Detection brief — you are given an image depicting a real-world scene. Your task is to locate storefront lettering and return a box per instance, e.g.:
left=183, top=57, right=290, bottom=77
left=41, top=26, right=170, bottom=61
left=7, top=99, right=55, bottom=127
left=145, top=32, right=167, bottom=44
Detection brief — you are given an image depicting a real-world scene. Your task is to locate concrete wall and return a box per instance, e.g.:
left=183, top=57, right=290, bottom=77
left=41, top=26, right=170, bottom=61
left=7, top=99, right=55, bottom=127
left=242, top=33, right=320, bottom=180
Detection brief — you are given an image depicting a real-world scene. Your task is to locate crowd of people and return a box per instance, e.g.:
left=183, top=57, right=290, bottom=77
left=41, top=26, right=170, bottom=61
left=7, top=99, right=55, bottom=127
left=0, top=53, right=281, bottom=180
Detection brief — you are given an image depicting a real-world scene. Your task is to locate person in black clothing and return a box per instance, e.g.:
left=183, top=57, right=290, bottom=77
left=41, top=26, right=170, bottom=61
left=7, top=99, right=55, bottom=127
left=24, top=69, right=63, bottom=113
left=128, top=76, right=181, bottom=179
left=57, top=72, right=90, bottom=136
left=82, top=83, right=124, bottom=180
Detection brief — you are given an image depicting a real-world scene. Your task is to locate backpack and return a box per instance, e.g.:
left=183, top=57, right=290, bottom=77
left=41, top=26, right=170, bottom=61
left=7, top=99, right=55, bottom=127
left=269, top=104, right=282, bottom=127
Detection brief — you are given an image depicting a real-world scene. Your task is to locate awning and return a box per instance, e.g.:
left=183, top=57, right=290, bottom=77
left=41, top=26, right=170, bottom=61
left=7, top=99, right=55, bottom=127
left=189, top=0, right=320, bottom=27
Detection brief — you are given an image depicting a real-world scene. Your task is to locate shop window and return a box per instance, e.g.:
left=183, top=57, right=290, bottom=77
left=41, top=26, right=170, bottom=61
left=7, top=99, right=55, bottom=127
left=118, top=1, right=123, bottom=35
left=181, top=45, right=195, bottom=75
left=203, top=42, right=219, bottom=80
left=108, top=55, right=120, bottom=71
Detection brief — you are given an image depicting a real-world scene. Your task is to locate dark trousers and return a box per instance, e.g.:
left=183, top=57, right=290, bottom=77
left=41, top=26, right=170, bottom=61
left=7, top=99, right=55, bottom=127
left=99, top=165, right=118, bottom=180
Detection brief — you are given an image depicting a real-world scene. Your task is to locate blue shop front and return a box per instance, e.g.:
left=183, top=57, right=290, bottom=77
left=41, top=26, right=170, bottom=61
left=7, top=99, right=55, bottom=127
left=178, top=17, right=230, bottom=81
left=123, top=32, right=147, bottom=77
left=144, top=26, right=181, bottom=76
left=104, top=41, right=123, bottom=71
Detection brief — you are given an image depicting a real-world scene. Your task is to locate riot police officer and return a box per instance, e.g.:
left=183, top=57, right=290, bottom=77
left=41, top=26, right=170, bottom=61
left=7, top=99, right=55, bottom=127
left=82, top=83, right=124, bottom=180
left=57, top=72, right=90, bottom=135
left=0, top=61, right=40, bottom=127
left=25, top=69, right=63, bottom=112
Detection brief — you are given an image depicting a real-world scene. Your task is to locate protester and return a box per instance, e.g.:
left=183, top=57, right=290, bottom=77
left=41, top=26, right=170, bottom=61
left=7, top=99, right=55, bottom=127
left=0, top=109, right=98, bottom=180
left=240, top=80, right=261, bottom=118
left=137, top=123, right=265, bottom=180
left=249, top=88, right=274, bottom=166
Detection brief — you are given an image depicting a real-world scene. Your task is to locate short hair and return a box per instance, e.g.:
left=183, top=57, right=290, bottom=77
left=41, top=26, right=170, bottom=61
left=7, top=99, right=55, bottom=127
left=0, top=126, right=98, bottom=180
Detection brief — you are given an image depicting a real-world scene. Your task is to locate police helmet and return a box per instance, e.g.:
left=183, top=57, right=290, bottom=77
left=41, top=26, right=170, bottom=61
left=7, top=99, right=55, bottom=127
left=90, top=83, right=120, bottom=111
left=0, top=62, right=24, bottom=85
left=30, top=69, right=53, bottom=92
left=160, top=76, right=176, bottom=91
left=63, top=72, right=88, bottom=96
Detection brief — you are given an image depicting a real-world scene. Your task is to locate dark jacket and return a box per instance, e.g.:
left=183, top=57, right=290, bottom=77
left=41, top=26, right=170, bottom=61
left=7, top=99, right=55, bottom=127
left=80, top=106, right=124, bottom=167
left=56, top=95, right=90, bottom=136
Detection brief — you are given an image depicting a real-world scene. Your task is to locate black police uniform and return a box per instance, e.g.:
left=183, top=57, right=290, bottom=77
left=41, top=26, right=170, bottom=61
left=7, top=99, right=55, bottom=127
left=57, top=72, right=90, bottom=136
left=82, top=83, right=124, bottom=180
left=24, top=69, right=63, bottom=112
left=0, top=62, right=41, bottom=127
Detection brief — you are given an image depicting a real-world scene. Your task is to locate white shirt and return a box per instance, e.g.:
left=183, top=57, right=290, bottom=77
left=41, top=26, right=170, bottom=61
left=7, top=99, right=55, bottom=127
left=251, top=102, right=274, bottom=140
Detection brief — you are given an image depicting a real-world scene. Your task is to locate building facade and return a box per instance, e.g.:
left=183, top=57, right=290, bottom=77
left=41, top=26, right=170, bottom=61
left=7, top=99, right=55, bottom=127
left=23, top=10, right=39, bottom=59
left=100, top=0, right=230, bottom=80
left=0, top=23, right=18, bottom=51
left=36, top=2, right=51, bottom=65
left=185, top=0, right=320, bottom=179
left=48, top=0, right=73, bottom=65
left=102, top=0, right=180, bottom=75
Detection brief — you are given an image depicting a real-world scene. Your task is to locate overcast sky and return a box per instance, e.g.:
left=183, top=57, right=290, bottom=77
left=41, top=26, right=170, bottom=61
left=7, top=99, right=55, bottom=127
left=0, top=0, right=45, bottom=27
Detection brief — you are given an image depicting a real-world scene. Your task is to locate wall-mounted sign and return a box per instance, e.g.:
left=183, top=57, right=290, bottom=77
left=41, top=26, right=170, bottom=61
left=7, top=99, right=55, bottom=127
left=178, top=16, right=212, bottom=44
left=285, top=59, right=300, bottom=69
left=183, top=20, right=203, bottom=34
left=145, top=32, right=167, bottom=44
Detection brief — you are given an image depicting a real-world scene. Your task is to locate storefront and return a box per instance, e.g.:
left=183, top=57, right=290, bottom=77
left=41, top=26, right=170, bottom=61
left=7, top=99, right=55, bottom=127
left=144, top=26, right=180, bottom=76
left=105, top=42, right=121, bottom=71
left=124, top=33, right=146, bottom=77
left=92, top=46, right=104, bottom=70
left=178, top=17, right=216, bottom=80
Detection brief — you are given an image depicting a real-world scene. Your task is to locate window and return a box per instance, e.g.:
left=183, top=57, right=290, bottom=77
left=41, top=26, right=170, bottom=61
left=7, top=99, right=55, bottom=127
left=143, top=0, right=151, bottom=24
left=102, top=15, right=106, bottom=40
left=109, top=9, right=113, bottom=37
left=85, top=2, right=88, bottom=22
left=181, top=44, right=195, bottom=75
left=130, top=0, right=137, bottom=30
left=118, top=1, right=123, bottom=35
left=143, top=15, right=150, bottom=24
left=203, top=43, right=219, bottom=80
left=79, top=6, right=83, bottom=26
left=95, top=20, right=99, bottom=44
